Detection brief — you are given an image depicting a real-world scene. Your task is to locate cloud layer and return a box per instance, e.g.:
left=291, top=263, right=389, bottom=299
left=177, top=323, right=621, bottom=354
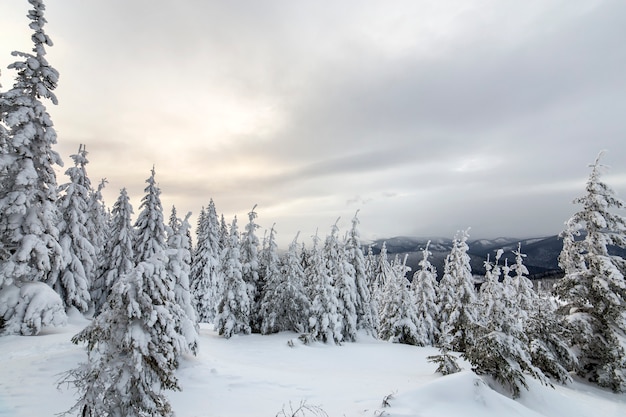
left=2, top=0, right=625, bottom=245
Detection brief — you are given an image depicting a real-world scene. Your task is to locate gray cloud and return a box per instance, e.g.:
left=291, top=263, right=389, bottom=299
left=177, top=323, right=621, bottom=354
left=2, top=0, right=626, bottom=246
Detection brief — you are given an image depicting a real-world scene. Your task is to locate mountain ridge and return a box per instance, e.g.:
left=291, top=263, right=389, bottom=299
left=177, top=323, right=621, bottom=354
left=366, top=235, right=563, bottom=280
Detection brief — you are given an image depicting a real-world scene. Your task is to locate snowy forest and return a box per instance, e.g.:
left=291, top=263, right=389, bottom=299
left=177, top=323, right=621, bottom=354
left=1, top=2, right=626, bottom=417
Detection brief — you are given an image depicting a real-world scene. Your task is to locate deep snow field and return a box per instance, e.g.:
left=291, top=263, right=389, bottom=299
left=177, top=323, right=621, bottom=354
left=1, top=311, right=625, bottom=417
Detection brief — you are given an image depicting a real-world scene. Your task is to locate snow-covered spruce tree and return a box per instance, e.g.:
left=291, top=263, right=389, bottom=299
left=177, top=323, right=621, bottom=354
left=88, top=179, right=109, bottom=274
left=324, top=219, right=358, bottom=342
left=219, top=213, right=228, bottom=252
left=0, top=0, right=66, bottom=334
left=258, top=226, right=283, bottom=334
left=191, top=199, right=223, bottom=323
left=378, top=254, right=421, bottom=345
left=91, top=188, right=135, bottom=315
left=437, top=229, right=477, bottom=353
left=49, top=144, right=95, bottom=312
left=190, top=206, right=209, bottom=320
left=508, top=244, right=535, bottom=319
left=411, top=241, right=440, bottom=346
left=166, top=208, right=199, bottom=355
left=87, top=178, right=109, bottom=309
left=191, top=206, right=215, bottom=323
left=465, top=250, right=548, bottom=398
left=64, top=259, right=187, bottom=417
left=509, top=243, right=577, bottom=383
left=307, top=232, right=342, bottom=344
left=371, top=241, right=392, bottom=313
left=0, top=71, right=8, bottom=173
left=528, top=294, right=578, bottom=384
left=0, top=69, right=6, bottom=142
left=554, top=153, right=626, bottom=392
left=364, top=245, right=377, bottom=296
left=478, top=251, right=504, bottom=319
left=216, top=217, right=251, bottom=338
left=300, top=242, right=315, bottom=299
left=130, top=167, right=192, bottom=357
left=134, top=167, right=167, bottom=263
left=260, top=229, right=310, bottom=334
left=345, top=211, right=377, bottom=335
left=240, top=205, right=263, bottom=332
left=427, top=322, right=462, bottom=375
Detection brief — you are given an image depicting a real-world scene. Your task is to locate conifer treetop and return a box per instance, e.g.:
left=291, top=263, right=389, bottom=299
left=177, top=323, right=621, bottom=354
left=8, top=0, right=59, bottom=104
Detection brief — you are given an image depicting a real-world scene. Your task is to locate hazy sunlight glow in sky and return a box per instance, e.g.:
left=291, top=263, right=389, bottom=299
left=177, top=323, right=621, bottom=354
left=1, top=0, right=625, bottom=245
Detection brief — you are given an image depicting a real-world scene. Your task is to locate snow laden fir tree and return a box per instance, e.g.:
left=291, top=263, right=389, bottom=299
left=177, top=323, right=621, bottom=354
left=378, top=254, right=421, bottom=345
left=50, top=144, right=96, bottom=313
left=555, top=153, right=626, bottom=392
left=260, top=228, right=310, bottom=334
left=191, top=200, right=222, bottom=323
left=325, top=219, right=359, bottom=343
left=410, top=241, right=440, bottom=346
left=62, top=168, right=196, bottom=417
left=91, top=188, right=135, bottom=315
left=0, top=0, right=66, bottom=335
left=215, top=216, right=251, bottom=338
left=437, top=229, right=477, bottom=353
left=464, top=250, right=548, bottom=398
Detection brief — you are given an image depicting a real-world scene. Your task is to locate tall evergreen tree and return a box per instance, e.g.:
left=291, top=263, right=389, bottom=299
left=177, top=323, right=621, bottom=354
left=411, top=241, right=440, bottom=346
left=465, top=250, right=548, bottom=398
left=166, top=208, right=199, bottom=355
left=554, top=153, right=626, bottom=392
left=216, top=217, right=251, bottom=338
left=50, top=144, right=94, bottom=312
left=260, top=229, right=310, bottom=334
left=190, top=206, right=209, bottom=319
left=65, top=259, right=187, bottom=417
left=364, top=245, right=379, bottom=319
left=133, top=167, right=166, bottom=264
left=508, top=244, right=535, bottom=318
left=205, top=200, right=224, bottom=319
left=378, top=254, right=421, bottom=345
left=62, top=172, right=186, bottom=416
left=325, top=220, right=358, bottom=342
left=130, top=168, right=192, bottom=356
left=89, top=179, right=109, bottom=265
left=345, top=212, right=377, bottom=335
left=0, top=0, right=63, bottom=287
left=241, top=205, right=262, bottom=332
left=92, top=188, right=135, bottom=315
left=0, top=0, right=66, bottom=334
left=219, top=214, right=228, bottom=253
left=0, top=71, right=7, bottom=154
left=438, top=229, right=477, bottom=353
left=307, top=233, right=342, bottom=344
left=528, top=293, right=578, bottom=385
left=258, top=226, right=283, bottom=334
left=506, top=242, right=576, bottom=383
left=87, top=178, right=109, bottom=305
left=371, top=242, right=391, bottom=312
left=191, top=200, right=222, bottom=323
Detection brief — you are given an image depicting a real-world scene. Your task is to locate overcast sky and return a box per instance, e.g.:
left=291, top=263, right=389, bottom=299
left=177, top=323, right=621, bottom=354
left=2, top=0, right=626, bottom=246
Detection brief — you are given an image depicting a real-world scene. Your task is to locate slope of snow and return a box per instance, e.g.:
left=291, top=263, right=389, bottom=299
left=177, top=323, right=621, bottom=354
left=1, top=317, right=625, bottom=417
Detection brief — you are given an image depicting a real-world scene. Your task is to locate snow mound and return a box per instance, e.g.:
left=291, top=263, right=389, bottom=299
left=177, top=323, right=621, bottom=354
left=0, top=282, right=67, bottom=335
left=387, top=371, right=543, bottom=417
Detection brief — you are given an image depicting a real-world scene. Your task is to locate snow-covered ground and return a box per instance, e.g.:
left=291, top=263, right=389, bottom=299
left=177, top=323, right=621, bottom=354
left=1, top=312, right=625, bottom=417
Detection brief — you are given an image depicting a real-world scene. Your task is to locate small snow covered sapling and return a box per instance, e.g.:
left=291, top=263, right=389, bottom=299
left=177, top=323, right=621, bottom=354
left=428, top=351, right=463, bottom=376
left=427, top=323, right=462, bottom=375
